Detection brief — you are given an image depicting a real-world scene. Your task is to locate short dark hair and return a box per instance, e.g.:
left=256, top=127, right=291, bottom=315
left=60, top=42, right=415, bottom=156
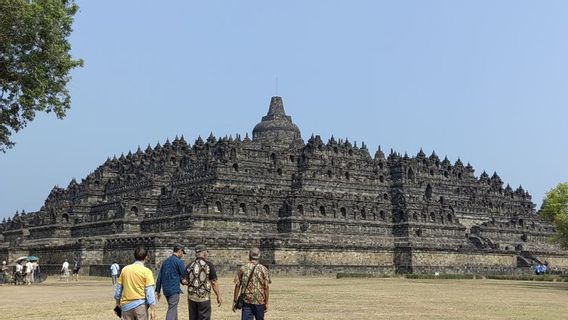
left=134, top=246, right=148, bottom=261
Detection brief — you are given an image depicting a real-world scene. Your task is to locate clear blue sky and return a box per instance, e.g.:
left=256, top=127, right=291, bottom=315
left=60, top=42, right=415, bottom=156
left=1, top=1, right=567, bottom=219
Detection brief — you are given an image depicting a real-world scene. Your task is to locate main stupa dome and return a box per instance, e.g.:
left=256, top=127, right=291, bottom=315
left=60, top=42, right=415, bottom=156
left=252, top=96, right=302, bottom=146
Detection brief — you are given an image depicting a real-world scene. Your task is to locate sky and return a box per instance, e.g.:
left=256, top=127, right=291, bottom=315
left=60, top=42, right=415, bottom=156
left=1, top=1, right=567, bottom=219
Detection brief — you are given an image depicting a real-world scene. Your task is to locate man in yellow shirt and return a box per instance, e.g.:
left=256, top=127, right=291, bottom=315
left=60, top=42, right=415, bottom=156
left=114, top=246, right=157, bottom=320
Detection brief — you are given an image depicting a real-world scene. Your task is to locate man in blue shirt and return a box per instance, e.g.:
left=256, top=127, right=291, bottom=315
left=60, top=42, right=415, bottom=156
left=156, top=243, right=187, bottom=320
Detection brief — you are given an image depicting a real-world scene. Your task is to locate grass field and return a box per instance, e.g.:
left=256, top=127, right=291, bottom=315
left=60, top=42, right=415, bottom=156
left=1, top=276, right=568, bottom=319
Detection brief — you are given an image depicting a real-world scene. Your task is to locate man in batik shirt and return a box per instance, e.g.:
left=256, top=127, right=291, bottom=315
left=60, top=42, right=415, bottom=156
left=232, top=248, right=271, bottom=320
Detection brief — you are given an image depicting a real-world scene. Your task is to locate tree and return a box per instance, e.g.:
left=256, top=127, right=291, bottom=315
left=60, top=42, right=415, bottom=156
left=0, top=0, right=83, bottom=152
left=541, top=183, right=568, bottom=248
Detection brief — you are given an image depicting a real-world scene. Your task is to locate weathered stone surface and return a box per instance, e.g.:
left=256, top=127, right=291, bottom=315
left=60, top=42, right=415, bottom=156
left=0, top=96, right=566, bottom=275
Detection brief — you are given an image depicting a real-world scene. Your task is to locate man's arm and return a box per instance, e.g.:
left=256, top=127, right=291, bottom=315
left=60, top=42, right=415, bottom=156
left=264, top=285, right=270, bottom=313
left=211, top=280, right=223, bottom=307
left=231, top=268, right=243, bottom=312
left=177, top=259, right=187, bottom=285
left=181, top=263, right=190, bottom=285
left=114, top=283, right=123, bottom=306
left=208, top=262, right=222, bottom=307
left=263, top=268, right=270, bottom=313
left=155, top=268, right=162, bottom=302
left=232, top=282, right=240, bottom=312
left=145, top=285, right=157, bottom=320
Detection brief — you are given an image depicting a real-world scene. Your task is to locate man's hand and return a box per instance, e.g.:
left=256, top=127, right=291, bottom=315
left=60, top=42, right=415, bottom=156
left=217, top=295, right=223, bottom=307
left=181, top=278, right=188, bottom=285
left=156, top=292, right=161, bottom=302
left=265, top=303, right=269, bottom=313
left=232, top=301, right=237, bottom=313
left=149, top=305, right=156, bottom=320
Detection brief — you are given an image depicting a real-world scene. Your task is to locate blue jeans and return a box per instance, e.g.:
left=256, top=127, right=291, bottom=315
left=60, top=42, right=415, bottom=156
left=241, top=303, right=265, bottom=320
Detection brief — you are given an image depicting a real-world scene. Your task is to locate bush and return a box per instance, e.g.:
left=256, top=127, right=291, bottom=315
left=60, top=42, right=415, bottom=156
left=404, top=274, right=476, bottom=280
left=485, top=275, right=568, bottom=282
left=336, top=273, right=393, bottom=279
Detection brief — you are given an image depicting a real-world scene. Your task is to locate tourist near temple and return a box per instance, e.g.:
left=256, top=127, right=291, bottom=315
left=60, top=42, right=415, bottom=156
left=1, top=97, right=566, bottom=275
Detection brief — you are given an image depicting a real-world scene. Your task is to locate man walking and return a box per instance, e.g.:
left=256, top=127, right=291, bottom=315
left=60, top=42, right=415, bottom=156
left=15, top=261, right=23, bottom=285
left=25, top=259, right=33, bottom=285
left=114, top=246, right=157, bottom=320
left=0, top=261, right=7, bottom=285
left=156, top=244, right=187, bottom=320
left=72, top=259, right=81, bottom=281
left=111, top=261, right=120, bottom=286
left=232, top=248, right=271, bottom=320
left=61, top=259, right=70, bottom=282
left=185, top=244, right=222, bottom=320
left=31, top=261, right=38, bottom=283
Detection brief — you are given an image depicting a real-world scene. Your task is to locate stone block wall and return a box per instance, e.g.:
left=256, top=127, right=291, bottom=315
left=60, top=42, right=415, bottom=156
left=535, top=255, right=568, bottom=269
left=272, top=249, right=394, bottom=267
left=412, top=251, right=516, bottom=268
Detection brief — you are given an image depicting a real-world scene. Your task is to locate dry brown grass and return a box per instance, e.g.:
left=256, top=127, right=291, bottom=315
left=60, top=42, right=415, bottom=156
left=1, top=276, right=568, bottom=319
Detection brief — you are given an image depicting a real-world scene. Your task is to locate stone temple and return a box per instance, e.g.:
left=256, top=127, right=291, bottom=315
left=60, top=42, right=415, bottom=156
left=1, top=96, right=566, bottom=275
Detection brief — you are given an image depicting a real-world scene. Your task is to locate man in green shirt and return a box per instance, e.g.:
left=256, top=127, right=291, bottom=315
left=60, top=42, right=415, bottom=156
left=232, top=248, right=271, bottom=320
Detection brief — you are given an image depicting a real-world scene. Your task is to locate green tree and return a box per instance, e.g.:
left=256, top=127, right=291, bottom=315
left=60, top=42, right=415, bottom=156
left=0, top=0, right=83, bottom=152
left=541, top=183, right=568, bottom=248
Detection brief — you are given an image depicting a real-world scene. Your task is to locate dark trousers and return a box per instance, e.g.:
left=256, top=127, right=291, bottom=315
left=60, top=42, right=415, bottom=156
left=188, top=299, right=211, bottom=320
left=241, top=303, right=266, bottom=320
left=166, top=294, right=180, bottom=320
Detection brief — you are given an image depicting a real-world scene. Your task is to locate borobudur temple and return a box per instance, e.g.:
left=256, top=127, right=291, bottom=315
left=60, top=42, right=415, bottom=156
left=1, top=96, right=566, bottom=275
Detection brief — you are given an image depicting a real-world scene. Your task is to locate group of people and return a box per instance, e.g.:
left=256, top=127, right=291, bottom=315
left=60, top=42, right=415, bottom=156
left=0, top=259, right=42, bottom=285
left=14, top=259, right=39, bottom=285
left=60, top=259, right=81, bottom=282
left=114, top=244, right=270, bottom=320
left=534, top=262, right=549, bottom=275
